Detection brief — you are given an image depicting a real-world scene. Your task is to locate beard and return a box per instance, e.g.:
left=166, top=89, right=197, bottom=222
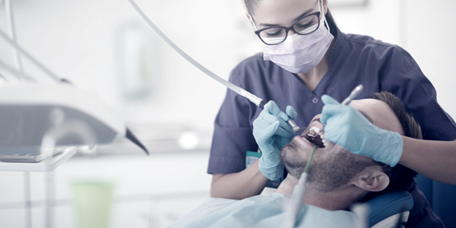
left=281, top=141, right=376, bottom=192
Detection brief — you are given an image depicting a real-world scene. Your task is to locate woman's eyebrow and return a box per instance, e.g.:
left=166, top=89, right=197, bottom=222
left=259, top=8, right=314, bottom=27
left=292, top=8, right=315, bottom=23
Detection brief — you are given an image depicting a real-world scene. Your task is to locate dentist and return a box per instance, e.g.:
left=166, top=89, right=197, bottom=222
left=208, top=1, right=456, bottom=227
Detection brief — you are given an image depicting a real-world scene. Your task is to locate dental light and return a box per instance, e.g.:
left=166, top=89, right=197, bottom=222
left=0, top=22, right=148, bottom=162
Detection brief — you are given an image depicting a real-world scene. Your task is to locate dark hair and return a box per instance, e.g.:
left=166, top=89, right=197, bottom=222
left=243, top=0, right=260, bottom=16
left=243, top=0, right=337, bottom=25
left=361, top=91, right=421, bottom=201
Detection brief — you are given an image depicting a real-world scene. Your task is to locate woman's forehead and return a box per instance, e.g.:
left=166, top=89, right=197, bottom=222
left=253, top=0, right=319, bottom=25
left=349, top=99, right=404, bottom=135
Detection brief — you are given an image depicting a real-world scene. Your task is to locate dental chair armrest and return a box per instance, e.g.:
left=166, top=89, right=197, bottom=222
left=365, top=191, right=414, bottom=227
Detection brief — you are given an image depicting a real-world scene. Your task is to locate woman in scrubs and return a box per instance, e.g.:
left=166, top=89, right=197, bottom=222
left=208, top=0, right=456, bottom=227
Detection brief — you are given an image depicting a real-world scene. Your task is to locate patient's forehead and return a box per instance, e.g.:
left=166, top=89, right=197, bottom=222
left=349, top=99, right=404, bottom=135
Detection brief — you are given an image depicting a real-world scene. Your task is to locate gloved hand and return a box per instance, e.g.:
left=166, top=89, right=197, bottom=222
left=320, top=95, right=403, bottom=167
left=253, top=101, right=297, bottom=180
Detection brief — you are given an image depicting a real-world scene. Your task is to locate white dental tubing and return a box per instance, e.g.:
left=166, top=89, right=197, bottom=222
left=285, top=145, right=317, bottom=228
left=127, top=0, right=300, bottom=133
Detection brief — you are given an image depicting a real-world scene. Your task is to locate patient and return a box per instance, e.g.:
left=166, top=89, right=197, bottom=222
left=168, top=92, right=420, bottom=228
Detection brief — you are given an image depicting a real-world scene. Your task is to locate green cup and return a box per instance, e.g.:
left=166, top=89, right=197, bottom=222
left=72, top=181, right=114, bottom=228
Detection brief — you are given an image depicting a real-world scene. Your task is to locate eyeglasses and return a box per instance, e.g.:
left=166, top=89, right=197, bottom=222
left=254, top=12, right=321, bottom=45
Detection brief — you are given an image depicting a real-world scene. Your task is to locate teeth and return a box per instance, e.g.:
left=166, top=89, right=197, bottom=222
left=320, top=132, right=328, bottom=147
left=307, top=126, right=321, bottom=137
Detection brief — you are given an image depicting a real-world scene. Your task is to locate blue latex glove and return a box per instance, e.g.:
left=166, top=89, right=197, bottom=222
left=253, top=101, right=297, bottom=180
left=320, top=95, right=403, bottom=167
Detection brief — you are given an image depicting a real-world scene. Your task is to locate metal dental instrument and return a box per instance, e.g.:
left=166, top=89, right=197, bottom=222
left=127, top=0, right=300, bottom=133
left=341, top=84, right=364, bottom=106
left=286, top=84, right=363, bottom=228
left=312, top=84, right=364, bottom=139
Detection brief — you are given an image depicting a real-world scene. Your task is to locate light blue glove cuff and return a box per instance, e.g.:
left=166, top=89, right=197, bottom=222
left=371, top=130, right=403, bottom=167
left=259, top=155, right=283, bottom=180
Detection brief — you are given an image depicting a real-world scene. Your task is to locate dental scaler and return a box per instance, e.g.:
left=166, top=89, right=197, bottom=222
left=341, top=85, right=364, bottom=106
left=311, top=84, right=364, bottom=140
left=285, top=85, right=363, bottom=228
left=127, top=0, right=300, bottom=133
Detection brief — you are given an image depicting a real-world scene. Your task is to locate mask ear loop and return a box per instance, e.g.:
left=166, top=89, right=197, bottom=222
left=243, top=0, right=259, bottom=30
left=320, top=0, right=331, bottom=34
left=247, top=13, right=259, bottom=30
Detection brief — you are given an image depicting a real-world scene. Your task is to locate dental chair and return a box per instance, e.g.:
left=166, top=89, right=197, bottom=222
left=416, top=174, right=456, bottom=228
left=363, top=174, right=456, bottom=228
left=364, top=191, right=413, bottom=228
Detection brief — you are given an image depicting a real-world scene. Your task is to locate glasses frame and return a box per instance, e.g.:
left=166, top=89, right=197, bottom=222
left=254, top=11, right=321, bottom=45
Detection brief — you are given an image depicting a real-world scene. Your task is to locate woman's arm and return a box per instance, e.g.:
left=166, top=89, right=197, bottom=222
left=320, top=94, right=456, bottom=184
left=210, top=101, right=296, bottom=199
left=401, top=137, right=456, bottom=184
left=211, top=159, right=269, bottom=199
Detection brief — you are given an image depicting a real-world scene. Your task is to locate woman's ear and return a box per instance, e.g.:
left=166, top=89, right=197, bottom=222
left=353, top=166, right=390, bottom=192
left=246, top=13, right=256, bottom=28
left=322, top=0, right=328, bottom=15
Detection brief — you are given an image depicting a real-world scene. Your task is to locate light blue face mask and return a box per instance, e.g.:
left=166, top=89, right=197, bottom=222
left=262, top=2, right=334, bottom=74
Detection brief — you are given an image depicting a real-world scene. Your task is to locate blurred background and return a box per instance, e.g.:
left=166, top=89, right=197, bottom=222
left=0, top=0, right=455, bottom=227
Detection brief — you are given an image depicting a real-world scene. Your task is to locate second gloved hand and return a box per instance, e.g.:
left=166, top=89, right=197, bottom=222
left=253, top=101, right=297, bottom=180
left=320, top=95, right=403, bottom=167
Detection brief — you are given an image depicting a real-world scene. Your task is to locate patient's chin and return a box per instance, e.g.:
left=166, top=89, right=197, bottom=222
left=280, top=141, right=299, bottom=159
left=281, top=144, right=308, bottom=177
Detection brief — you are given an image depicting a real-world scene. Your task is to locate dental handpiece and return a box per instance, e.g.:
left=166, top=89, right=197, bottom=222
left=258, top=101, right=300, bottom=133
left=287, top=118, right=300, bottom=134
left=127, top=0, right=300, bottom=133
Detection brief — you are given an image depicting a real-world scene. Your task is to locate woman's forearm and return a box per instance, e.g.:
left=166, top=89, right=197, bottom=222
left=210, top=159, right=269, bottom=199
left=400, top=137, right=456, bottom=184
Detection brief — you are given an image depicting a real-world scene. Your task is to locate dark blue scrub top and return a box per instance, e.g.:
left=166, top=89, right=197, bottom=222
left=209, top=18, right=456, bottom=228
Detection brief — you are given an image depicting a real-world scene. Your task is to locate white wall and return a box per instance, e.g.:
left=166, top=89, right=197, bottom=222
left=331, top=0, right=402, bottom=45
left=1, top=0, right=454, bottom=132
left=404, top=0, right=456, bottom=118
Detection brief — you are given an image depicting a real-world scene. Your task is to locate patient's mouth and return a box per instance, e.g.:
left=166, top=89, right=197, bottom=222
left=302, top=126, right=326, bottom=148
